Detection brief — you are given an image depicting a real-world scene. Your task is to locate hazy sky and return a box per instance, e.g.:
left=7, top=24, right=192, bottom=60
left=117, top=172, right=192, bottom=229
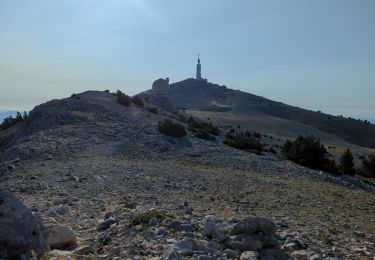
left=1, top=0, right=374, bottom=120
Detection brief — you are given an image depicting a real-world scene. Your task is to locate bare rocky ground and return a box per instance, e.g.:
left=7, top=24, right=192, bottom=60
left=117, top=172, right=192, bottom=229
left=1, top=91, right=375, bottom=259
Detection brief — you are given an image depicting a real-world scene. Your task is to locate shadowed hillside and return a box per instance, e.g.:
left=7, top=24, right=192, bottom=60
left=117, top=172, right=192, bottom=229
left=165, top=78, right=375, bottom=148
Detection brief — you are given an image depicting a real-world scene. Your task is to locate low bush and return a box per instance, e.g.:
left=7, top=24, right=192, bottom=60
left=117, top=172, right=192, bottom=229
left=253, top=132, right=261, bottom=138
left=1, top=111, right=28, bottom=130
left=128, top=210, right=165, bottom=228
left=339, top=149, right=356, bottom=176
left=268, top=147, right=277, bottom=154
left=188, top=117, right=219, bottom=140
left=116, top=90, right=132, bottom=106
left=224, top=131, right=263, bottom=152
left=147, top=107, right=158, bottom=114
left=282, top=135, right=338, bottom=173
left=359, top=155, right=375, bottom=178
left=195, top=129, right=215, bottom=140
left=132, top=96, right=144, bottom=107
left=70, top=93, right=80, bottom=99
left=158, top=119, right=187, bottom=138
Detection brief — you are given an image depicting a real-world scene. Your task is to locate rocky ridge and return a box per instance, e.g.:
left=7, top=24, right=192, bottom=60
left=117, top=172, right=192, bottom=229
left=0, top=91, right=374, bottom=259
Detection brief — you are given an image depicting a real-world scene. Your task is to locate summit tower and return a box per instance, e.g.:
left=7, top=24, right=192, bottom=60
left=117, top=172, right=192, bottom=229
left=196, top=53, right=202, bottom=80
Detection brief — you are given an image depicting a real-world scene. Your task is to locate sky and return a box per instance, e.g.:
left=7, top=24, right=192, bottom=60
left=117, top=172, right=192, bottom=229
left=0, top=0, right=374, bottom=121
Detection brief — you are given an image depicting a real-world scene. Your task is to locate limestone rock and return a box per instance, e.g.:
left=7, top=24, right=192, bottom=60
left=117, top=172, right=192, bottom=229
left=165, top=220, right=195, bottom=232
left=161, top=245, right=182, bottom=260
left=0, top=191, right=48, bottom=258
left=178, top=201, right=193, bottom=215
left=97, top=216, right=118, bottom=232
left=230, top=216, right=277, bottom=236
left=47, top=224, right=77, bottom=250
left=203, top=218, right=217, bottom=237
left=224, top=248, right=240, bottom=259
left=240, top=251, right=259, bottom=260
left=291, top=250, right=321, bottom=260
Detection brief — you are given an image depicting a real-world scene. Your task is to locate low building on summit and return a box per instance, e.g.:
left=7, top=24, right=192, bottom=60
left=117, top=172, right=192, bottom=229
left=152, top=78, right=169, bottom=96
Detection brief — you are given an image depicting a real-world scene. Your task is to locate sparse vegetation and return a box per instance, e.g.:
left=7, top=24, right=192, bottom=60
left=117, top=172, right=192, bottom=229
left=70, top=93, right=80, bottom=99
left=132, top=96, right=144, bottom=107
left=224, top=130, right=263, bottom=152
left=188, top=116, right=219, bottom=140
left=195, top=129, right=215, bottom=140
left=339, top=149, right=356, bottom=176
left=282, top=135, right=338, bottom=173
left=269, top=147, right=277, bottom=154
left=158, top=119, right=187, bottom=138
left=253, top=132, right=261, bottom=138
left=116, top=90, right=132, bottom=106
left=146, top=107, right=158, bottom=114
left=1, top=111, right=28, bottom=130
left=128, top=210, right=165, bottom=228
left=359, top=155, right=375, bottom=178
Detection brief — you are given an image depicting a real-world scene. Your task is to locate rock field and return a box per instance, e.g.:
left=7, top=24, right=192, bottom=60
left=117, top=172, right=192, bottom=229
left=0, top=91, right=374, bottom=259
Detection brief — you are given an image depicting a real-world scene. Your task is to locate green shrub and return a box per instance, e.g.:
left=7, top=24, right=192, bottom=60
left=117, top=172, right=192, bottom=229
left=70, top=93, right=80, bottom=99
left=147, top=107, right=158, bottom=114
left=158, top=119, right=187, bottom=138
left=282, top=135, right=338, bottom=173
left=128, top=210, right=165, bottom=228
left=359, top=155, right=375, bottom=178
left=224, top=131, right=263, bottom=152
left=269, top=147, right=277, bottom=154
left=188, top=117, right=219, bottom=140
left=187, top=116, right=220, bottom=140
left=195, top=129, right=215, bottom=140
left=132, top=96, right=144, bottom=107
left=339, top=149, right=356, bottom=176
left=1, top=111, right=28, bottom=131
left=253, top=132, right=261, bottom=138
left=116, top=90, right=132, bottom=106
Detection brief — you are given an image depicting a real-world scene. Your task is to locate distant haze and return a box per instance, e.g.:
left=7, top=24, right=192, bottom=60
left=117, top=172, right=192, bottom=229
left=0, top=0, right=374, bottom=121
left=0, top=110, right=17, bottom=123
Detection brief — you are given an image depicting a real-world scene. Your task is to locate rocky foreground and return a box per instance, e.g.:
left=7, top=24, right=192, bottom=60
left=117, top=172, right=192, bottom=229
left=0, top=91, right=374, bottom=259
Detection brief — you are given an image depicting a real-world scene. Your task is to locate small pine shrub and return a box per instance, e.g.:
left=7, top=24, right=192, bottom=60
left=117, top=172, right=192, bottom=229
left=195, top=129, right=215, bottom=140
left=158, top=119, right=187, bottom=138
left=224, top=131, right=263, bottom=152
left=188, top=119, right=219, bottom=140
left=359, top=155, right=375, bottom=178
left=282, top=135, right=338, bottom=173
left=0, top=111, right=28, bottom=130
left=70, top=93, right=80, bottom=99
left=128, top=210, right=165, bottom=228
left=339, top=149, right=355, bottom=176
left=187, top=117, right=220, bottom=138
left=116, top=90, right=132, bottom=106
left=147, top=107, right=158, bottom=114
left=132, top=96, right=144, bottom=107
left=253, top=132, right=261, bottom=138
left=269, top=147, right=277, bottom=154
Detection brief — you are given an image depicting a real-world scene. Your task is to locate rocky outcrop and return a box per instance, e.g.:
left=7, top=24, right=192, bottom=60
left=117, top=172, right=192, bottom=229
left=0, top=191, right=48, bottom=258
left=163, top=216, right=289, bottom=260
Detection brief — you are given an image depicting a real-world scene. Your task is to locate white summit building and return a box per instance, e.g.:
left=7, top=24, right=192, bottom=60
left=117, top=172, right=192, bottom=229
left=196, top=54, right=207, bottom=83
left=196, top=53, right=202, bottom=80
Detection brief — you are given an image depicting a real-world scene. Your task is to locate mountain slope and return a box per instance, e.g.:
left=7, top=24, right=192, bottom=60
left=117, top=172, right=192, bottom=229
left=163, top=78, right=375, bottom=148
left=0, top=90, right=374, bottom=258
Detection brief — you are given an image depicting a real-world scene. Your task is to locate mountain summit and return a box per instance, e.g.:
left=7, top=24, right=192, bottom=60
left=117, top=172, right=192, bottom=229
left=141, top=77, right=375, bottom=148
